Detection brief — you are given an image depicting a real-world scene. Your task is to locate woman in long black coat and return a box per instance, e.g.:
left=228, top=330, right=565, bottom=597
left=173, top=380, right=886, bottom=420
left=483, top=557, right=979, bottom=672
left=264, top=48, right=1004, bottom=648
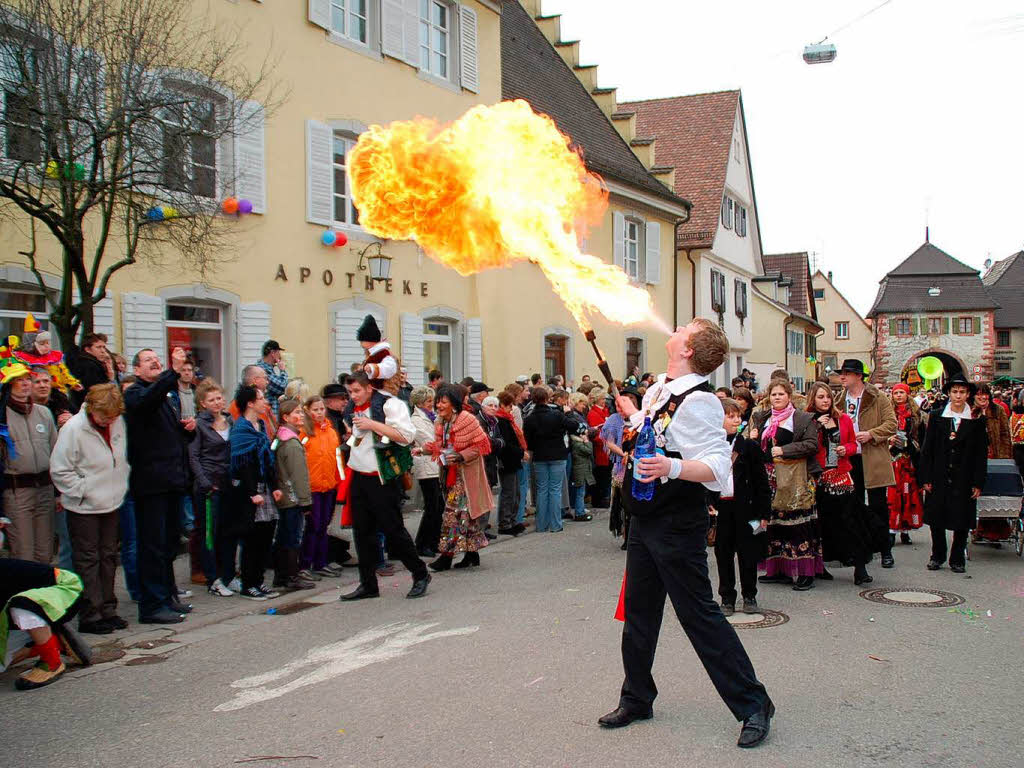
left=918, top=374, right=988, bottom=573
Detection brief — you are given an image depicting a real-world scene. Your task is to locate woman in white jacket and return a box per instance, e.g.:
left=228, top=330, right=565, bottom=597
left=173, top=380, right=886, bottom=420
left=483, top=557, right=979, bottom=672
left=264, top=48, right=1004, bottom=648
left=50, top=383, right=130, bottom=635
left=409, top=387, right=443, bottom=558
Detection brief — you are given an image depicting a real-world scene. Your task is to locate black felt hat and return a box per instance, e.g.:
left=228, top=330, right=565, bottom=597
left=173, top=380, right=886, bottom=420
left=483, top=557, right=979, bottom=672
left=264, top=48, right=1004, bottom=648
left=942, top=372, right=977, bottom=396
left=356, top=314, right=381, bottom=343
left=838, top=359, right=866, bottom=376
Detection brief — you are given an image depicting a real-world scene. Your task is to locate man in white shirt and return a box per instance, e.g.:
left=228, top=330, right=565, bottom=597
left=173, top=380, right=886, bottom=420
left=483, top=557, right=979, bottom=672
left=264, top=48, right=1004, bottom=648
left=598, top=319, right=774, bottom=749
left=339, top=372, right=430, bottom=601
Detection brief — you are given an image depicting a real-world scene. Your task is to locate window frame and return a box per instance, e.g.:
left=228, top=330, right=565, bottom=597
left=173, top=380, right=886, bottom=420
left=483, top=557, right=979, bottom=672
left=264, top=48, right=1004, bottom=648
left=330, top=0, right=370, bottom=45
left=835, top=321, right=849, bottom=340
left=623, top=217, right=643, bottom=281
left=996, top=360, right=1011, bottom=372
left=419, top=0, right=453, bottom=80
left=735, top=204, right=747, bottom=237
left=896, top=318, right=913, bottom=336
left=996, top=329, right=1011, bottom=348
left=720, top=195, right=733, bottom=230
left=422, top=317, right=454, bottom=383
left=625, top=336, right=644, bottom=375
left=159, top=97, right=219, bottom=200
left=955, top=317, right=972, bottom=335
left=164, top=300, right=225, bottom=384
left=710, top=268, right=726, bottom=313
left=734, top=278, right=748, bottom=319
left=927, top=317, right=942, bottom=335
left=1, top=42, right=42, bottom=164
left=331, top=130, right=359, bottom=228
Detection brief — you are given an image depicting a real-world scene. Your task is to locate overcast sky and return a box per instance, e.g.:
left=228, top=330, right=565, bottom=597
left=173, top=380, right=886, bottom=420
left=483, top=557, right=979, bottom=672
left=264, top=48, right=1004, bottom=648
left=543, top=0, right=1024, bottom=315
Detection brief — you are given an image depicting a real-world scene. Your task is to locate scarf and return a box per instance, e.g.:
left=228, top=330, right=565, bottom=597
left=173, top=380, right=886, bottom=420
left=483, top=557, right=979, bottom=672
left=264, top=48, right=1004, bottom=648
left=230, top=416, right=274, bottom=483
left=433, top=410, right=491, bottom=487
left=497, top=408, right=527, bottom=451
left=7, top=397, right=32, bottom=416
left=761, top=403, right=795, bottom=449
left=894, top=401, right=912, bottom=431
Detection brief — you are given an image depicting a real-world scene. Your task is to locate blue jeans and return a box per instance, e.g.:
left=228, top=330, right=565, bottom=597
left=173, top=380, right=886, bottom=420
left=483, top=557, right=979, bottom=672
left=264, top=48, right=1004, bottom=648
left=275, top=507, right=306, bottom=549
left=533, top=460, right=566, bottom=532
left=516, top=463, right=529, bottom=524
left=180, top=495, right=194, bottom=533
left=118, top=495, right=140, bottom=602
left=54, top=504, right=74, bottom=571
left=572, top=483, right=586, bottom=518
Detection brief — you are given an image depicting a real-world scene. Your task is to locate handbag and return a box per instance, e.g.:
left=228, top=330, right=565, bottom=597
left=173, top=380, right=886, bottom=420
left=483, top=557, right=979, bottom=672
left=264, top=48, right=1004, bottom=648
left=706, top=509, right=718, bottom=547
left=771, top=457, right=816, bottom=511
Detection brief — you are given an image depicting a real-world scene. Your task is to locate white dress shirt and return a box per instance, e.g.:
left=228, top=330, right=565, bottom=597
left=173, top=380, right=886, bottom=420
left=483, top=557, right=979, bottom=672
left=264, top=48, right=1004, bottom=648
left=627, top=372, right=733, bottom=494
left=348, top=393, right=416, bottom=475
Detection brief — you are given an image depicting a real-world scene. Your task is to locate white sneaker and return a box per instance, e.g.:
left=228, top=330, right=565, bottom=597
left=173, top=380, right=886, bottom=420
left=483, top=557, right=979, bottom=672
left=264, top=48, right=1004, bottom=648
left=239, top=587, right=267, bottom=601
left=208, top=579, right=233, bottom=597
left=227, top=577, right=242, bottom=593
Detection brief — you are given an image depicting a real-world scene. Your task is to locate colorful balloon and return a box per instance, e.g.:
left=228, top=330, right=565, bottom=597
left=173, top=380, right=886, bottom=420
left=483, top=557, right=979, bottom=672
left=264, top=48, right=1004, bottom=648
left=162, top=206, right=178, bottom=219
left=146, top=206, right=164, bottom=221
left=917, top=356, right=943, bottom=381
left=333, top=231, right=348, bottom=247
left=238, top=199, right=253, bottom=215
left=321, top=230, right=337, bottom=246
left=222, top=197, right=239, bottom=215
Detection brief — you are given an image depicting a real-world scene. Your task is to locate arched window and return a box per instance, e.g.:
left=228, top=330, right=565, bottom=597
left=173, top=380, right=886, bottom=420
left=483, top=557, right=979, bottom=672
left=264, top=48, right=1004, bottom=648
left=544, top=333, right=568, bottom=380
left=165, top=301, right=224, bottom=383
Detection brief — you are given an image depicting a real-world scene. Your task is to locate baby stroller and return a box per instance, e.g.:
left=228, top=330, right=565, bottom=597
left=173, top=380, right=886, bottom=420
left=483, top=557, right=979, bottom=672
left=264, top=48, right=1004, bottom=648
left=970, top=459, right=1024, bottom=558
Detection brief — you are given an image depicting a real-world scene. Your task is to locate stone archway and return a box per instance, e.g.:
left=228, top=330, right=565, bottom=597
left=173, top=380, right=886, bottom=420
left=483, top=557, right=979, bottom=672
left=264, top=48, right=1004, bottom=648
left=901, top=348, right=966, bottom=388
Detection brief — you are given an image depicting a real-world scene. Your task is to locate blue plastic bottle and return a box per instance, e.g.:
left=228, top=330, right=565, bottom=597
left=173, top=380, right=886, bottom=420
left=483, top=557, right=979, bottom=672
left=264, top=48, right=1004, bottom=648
left=631, top=415, right=656, bottom=501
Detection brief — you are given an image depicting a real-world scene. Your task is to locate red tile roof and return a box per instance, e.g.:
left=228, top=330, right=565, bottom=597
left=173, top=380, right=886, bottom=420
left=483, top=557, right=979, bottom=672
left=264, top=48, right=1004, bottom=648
left=620, top=91, right=739, bottom=245
left=762, top=252, right=817, bottom=319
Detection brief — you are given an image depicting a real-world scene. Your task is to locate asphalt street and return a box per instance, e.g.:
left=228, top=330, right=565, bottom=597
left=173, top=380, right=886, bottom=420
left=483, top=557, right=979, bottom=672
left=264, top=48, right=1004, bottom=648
left=3, top=516, right=1023, bottom=768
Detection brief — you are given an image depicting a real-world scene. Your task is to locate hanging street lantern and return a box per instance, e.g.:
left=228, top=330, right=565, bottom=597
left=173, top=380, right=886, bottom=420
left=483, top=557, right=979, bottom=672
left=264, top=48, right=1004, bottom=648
left=357, top=241, right=393, bottom=282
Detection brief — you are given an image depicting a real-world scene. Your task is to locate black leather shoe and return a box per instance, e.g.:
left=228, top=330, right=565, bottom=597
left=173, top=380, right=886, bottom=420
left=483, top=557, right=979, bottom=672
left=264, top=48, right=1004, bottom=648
left=758, top=574, right=793, bottom=584
left=453, top=552, right=480, bottom=569
left=738, top=699, right=775, bottom=748
left=950, top=564, right=966, bottom=573
left=854, top=569, right=873, bottom=585
left=792, top=576, right=815, bottom=591
left=406, top=573, right=431, bottom=598
left=429, top=555, right=453, bottom=572
left=598, top=707, right=652, bottom=728
left=881, top=552, right=895, bottom=568
left=900, top=532, right=912, bottom=545
left=104, top=615, right=129, bottom=630
left=139, top=609, right=185, bottom=624
left=168, top=600, right=193, bottom=614
left=340, top=585, right=380, bottom=601
left=78, top=619, right=114, bottom=635
left=926, top=560, right=942, bottom=570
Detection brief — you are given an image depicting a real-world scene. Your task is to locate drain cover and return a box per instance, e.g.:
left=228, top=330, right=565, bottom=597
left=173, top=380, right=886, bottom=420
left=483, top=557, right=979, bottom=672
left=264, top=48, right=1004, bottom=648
left=859, top=587, right=965, bottom=608
left=89, top=648, right=126, bottom=664
left=124, top=655, right=168, bottom=666
left=269, top=601, right=317, bottom=616
left=727, top=609, right=789, bottom=629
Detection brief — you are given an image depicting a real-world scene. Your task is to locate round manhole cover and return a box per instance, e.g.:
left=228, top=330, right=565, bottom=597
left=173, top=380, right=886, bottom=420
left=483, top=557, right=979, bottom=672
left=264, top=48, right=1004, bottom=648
left=727, top=609, right=789, bottom=629
left=859, top=587, right=965, bottom=608
left=124, top=655, right=168, bottom=666
left=89, top=648, right=126, bottom=665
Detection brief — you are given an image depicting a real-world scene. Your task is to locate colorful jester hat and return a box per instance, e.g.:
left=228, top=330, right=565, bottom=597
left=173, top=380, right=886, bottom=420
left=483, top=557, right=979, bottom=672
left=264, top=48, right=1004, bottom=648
left=0, top=335, right=31, bottom=385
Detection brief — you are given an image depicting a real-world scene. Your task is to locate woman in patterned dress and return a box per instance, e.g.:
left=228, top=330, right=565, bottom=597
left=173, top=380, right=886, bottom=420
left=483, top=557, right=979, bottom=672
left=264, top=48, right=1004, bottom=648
left=427, top=385, right=493, bottom=571
left=886, top=383, right=924, bottom=545
left=749, top=379, right=823, bottom=591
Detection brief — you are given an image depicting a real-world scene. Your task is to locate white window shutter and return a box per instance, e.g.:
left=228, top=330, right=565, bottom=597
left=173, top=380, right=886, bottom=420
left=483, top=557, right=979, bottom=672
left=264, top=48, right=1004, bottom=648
left=613, top=211, right=625, bottom=269
left=645, top=220, right=661, bottom=285
left=121, top=293, right=164, bottom=363
left=238, top=302, right=272, bottom=367
left=333, top=308, right=386, bottom=380
left=459, top=5, right=479, bottom=93
left=234, top=101, right=266, bottom=214
left=381, top=0, right=406, bottom=61
left=308, top=0, right=331, bottom=30
left=466, top=318, right=483, bottom=381
left=306, top=119, right=333, bottom=226
left=400, top=313, right=425, bottom=387
left=93, top=295, right=116, bottom=352
left=402, top=0, right=421, bottom=67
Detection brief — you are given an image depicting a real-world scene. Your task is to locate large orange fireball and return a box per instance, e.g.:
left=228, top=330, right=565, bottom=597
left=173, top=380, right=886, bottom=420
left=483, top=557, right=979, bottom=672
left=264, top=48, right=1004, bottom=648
left=348, top=100, right=654, bottom=330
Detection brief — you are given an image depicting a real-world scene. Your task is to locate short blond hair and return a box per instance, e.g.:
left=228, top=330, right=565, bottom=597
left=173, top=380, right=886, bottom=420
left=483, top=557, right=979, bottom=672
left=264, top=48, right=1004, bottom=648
left=569, top=392, right=589, bottom=409
left=195, top=378, right=222, bottom=410
left=85, top=382, right=124, bottom=418
left=688, top=318, right=730, bottom=376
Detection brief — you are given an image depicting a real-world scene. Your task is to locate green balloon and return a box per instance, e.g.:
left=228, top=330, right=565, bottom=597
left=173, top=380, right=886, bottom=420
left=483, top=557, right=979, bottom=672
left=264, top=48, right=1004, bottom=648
left=917, top=356, right=943, bottom=380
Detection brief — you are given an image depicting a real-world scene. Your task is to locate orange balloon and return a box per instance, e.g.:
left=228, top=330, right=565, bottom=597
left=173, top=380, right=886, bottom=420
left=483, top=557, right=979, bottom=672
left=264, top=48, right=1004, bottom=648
left=222, top=197, right=239, bottom=215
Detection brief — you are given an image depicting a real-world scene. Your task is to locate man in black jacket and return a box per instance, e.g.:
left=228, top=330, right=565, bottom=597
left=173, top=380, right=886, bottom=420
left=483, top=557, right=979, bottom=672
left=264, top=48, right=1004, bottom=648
left=124, top=347, right=196, bottom=624
left=69, top=333, right=113, bottom=411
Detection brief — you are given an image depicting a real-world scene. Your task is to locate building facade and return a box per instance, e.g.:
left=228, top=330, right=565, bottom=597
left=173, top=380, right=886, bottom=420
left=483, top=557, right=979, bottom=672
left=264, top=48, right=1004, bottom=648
left=982, top=251, right=1024, bottom=380
left=811, top=270, right=873, bottom=374
left=868, top=242, right=997, bottom=387
left=0, top=1, right=689, bottom=392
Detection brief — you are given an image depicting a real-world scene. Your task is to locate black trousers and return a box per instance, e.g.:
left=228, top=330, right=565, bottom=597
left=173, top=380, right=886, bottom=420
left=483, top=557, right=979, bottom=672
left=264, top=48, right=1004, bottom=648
left=241, top=520, right=277, bottom=590
left=134, top=492, right=182, bottom=618
left=849, top=454, right=892, bottom=554
left=350, top=472, right=427, bottom=591
left=415, top=477, right=444, bottom=552
left=714, top=541, right=758, bottom=604
left=930, top=526, right=969, bottom=568
left=619, top=511, right=769, bottom=721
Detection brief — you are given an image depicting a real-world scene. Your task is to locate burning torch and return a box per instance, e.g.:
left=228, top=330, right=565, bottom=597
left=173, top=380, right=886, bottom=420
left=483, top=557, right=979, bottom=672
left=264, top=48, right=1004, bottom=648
left=584, top=328, right=619, bottom=398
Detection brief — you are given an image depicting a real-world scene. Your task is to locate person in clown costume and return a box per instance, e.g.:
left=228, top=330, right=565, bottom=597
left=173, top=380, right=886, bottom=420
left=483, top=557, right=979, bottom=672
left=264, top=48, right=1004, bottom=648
left=886, top=383, right=924, bottom=545
left=13, top=314, right=82, bottom=395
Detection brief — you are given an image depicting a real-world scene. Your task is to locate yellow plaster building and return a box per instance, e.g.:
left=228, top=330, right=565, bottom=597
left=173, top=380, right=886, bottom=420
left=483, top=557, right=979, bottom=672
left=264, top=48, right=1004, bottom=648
left=1, top=0, right=690, bottom=391
left=811, top=270, right=872, bottom=375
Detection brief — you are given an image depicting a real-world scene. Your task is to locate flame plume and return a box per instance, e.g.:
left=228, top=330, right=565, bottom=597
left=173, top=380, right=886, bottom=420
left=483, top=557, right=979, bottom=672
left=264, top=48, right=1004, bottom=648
left=348, top=100, right=654, bottom=331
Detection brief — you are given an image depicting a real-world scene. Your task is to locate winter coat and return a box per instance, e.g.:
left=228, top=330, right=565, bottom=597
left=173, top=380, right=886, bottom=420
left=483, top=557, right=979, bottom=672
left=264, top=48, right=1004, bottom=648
left=523, top=405, right=583, bottom=462
left=189, top=410, right=232, bottom=495
left=841, top=383, right=897, bottom=488
left=273, top=426, right=312, bottom=510
left=123, top=369, right=195, bottom=497
left=410, top=407, right=440, bottom=480
left=70, top=349, right=112, bottom=411
left=750, top=408, right=822, bottom=476
left=813, top=412, right=858, bottom=475
left=570, top=434, right=595, bottom=486
left=435, top=411, right=494, bottom=520
left=918, top=406, right=988, bottom=531
left=981, top=405, right=1012, bottom=459
left=494, top=414, right=524, bottom=474
left=4, top=403, right=57, bottom=476
left=587, top=405, right=610, bottom=467
left=49, top=408, right=128, bottom=514
left=713, top=434, right=771, bottom=563
left=301, top=419, right=342, bottom=491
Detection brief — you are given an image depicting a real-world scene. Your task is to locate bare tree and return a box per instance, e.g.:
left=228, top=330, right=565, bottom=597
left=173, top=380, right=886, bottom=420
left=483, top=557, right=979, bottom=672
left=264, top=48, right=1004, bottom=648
left=0, top=0, right=281, bottom=348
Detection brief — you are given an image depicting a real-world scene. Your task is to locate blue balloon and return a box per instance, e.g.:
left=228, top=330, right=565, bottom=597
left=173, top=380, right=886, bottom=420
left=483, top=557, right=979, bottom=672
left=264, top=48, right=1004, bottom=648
left=146, top=206, right=164, bottom=221
left=321, top=230, right=337, bottom=246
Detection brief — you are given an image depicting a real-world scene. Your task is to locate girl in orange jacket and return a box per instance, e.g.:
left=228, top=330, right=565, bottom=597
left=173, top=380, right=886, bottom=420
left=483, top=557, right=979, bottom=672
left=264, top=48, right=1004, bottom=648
left=299, top=396, right=342, bottom=578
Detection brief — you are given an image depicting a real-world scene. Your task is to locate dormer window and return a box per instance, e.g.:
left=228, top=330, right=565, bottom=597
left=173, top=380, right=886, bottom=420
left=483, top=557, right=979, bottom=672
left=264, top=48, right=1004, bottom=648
left=927, top=286, right=941, bottom=297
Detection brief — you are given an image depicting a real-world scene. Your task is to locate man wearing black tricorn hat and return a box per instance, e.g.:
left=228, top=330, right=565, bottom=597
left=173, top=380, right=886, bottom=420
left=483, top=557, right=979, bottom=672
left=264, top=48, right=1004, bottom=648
left=918, top=372, right=988, bottom=573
